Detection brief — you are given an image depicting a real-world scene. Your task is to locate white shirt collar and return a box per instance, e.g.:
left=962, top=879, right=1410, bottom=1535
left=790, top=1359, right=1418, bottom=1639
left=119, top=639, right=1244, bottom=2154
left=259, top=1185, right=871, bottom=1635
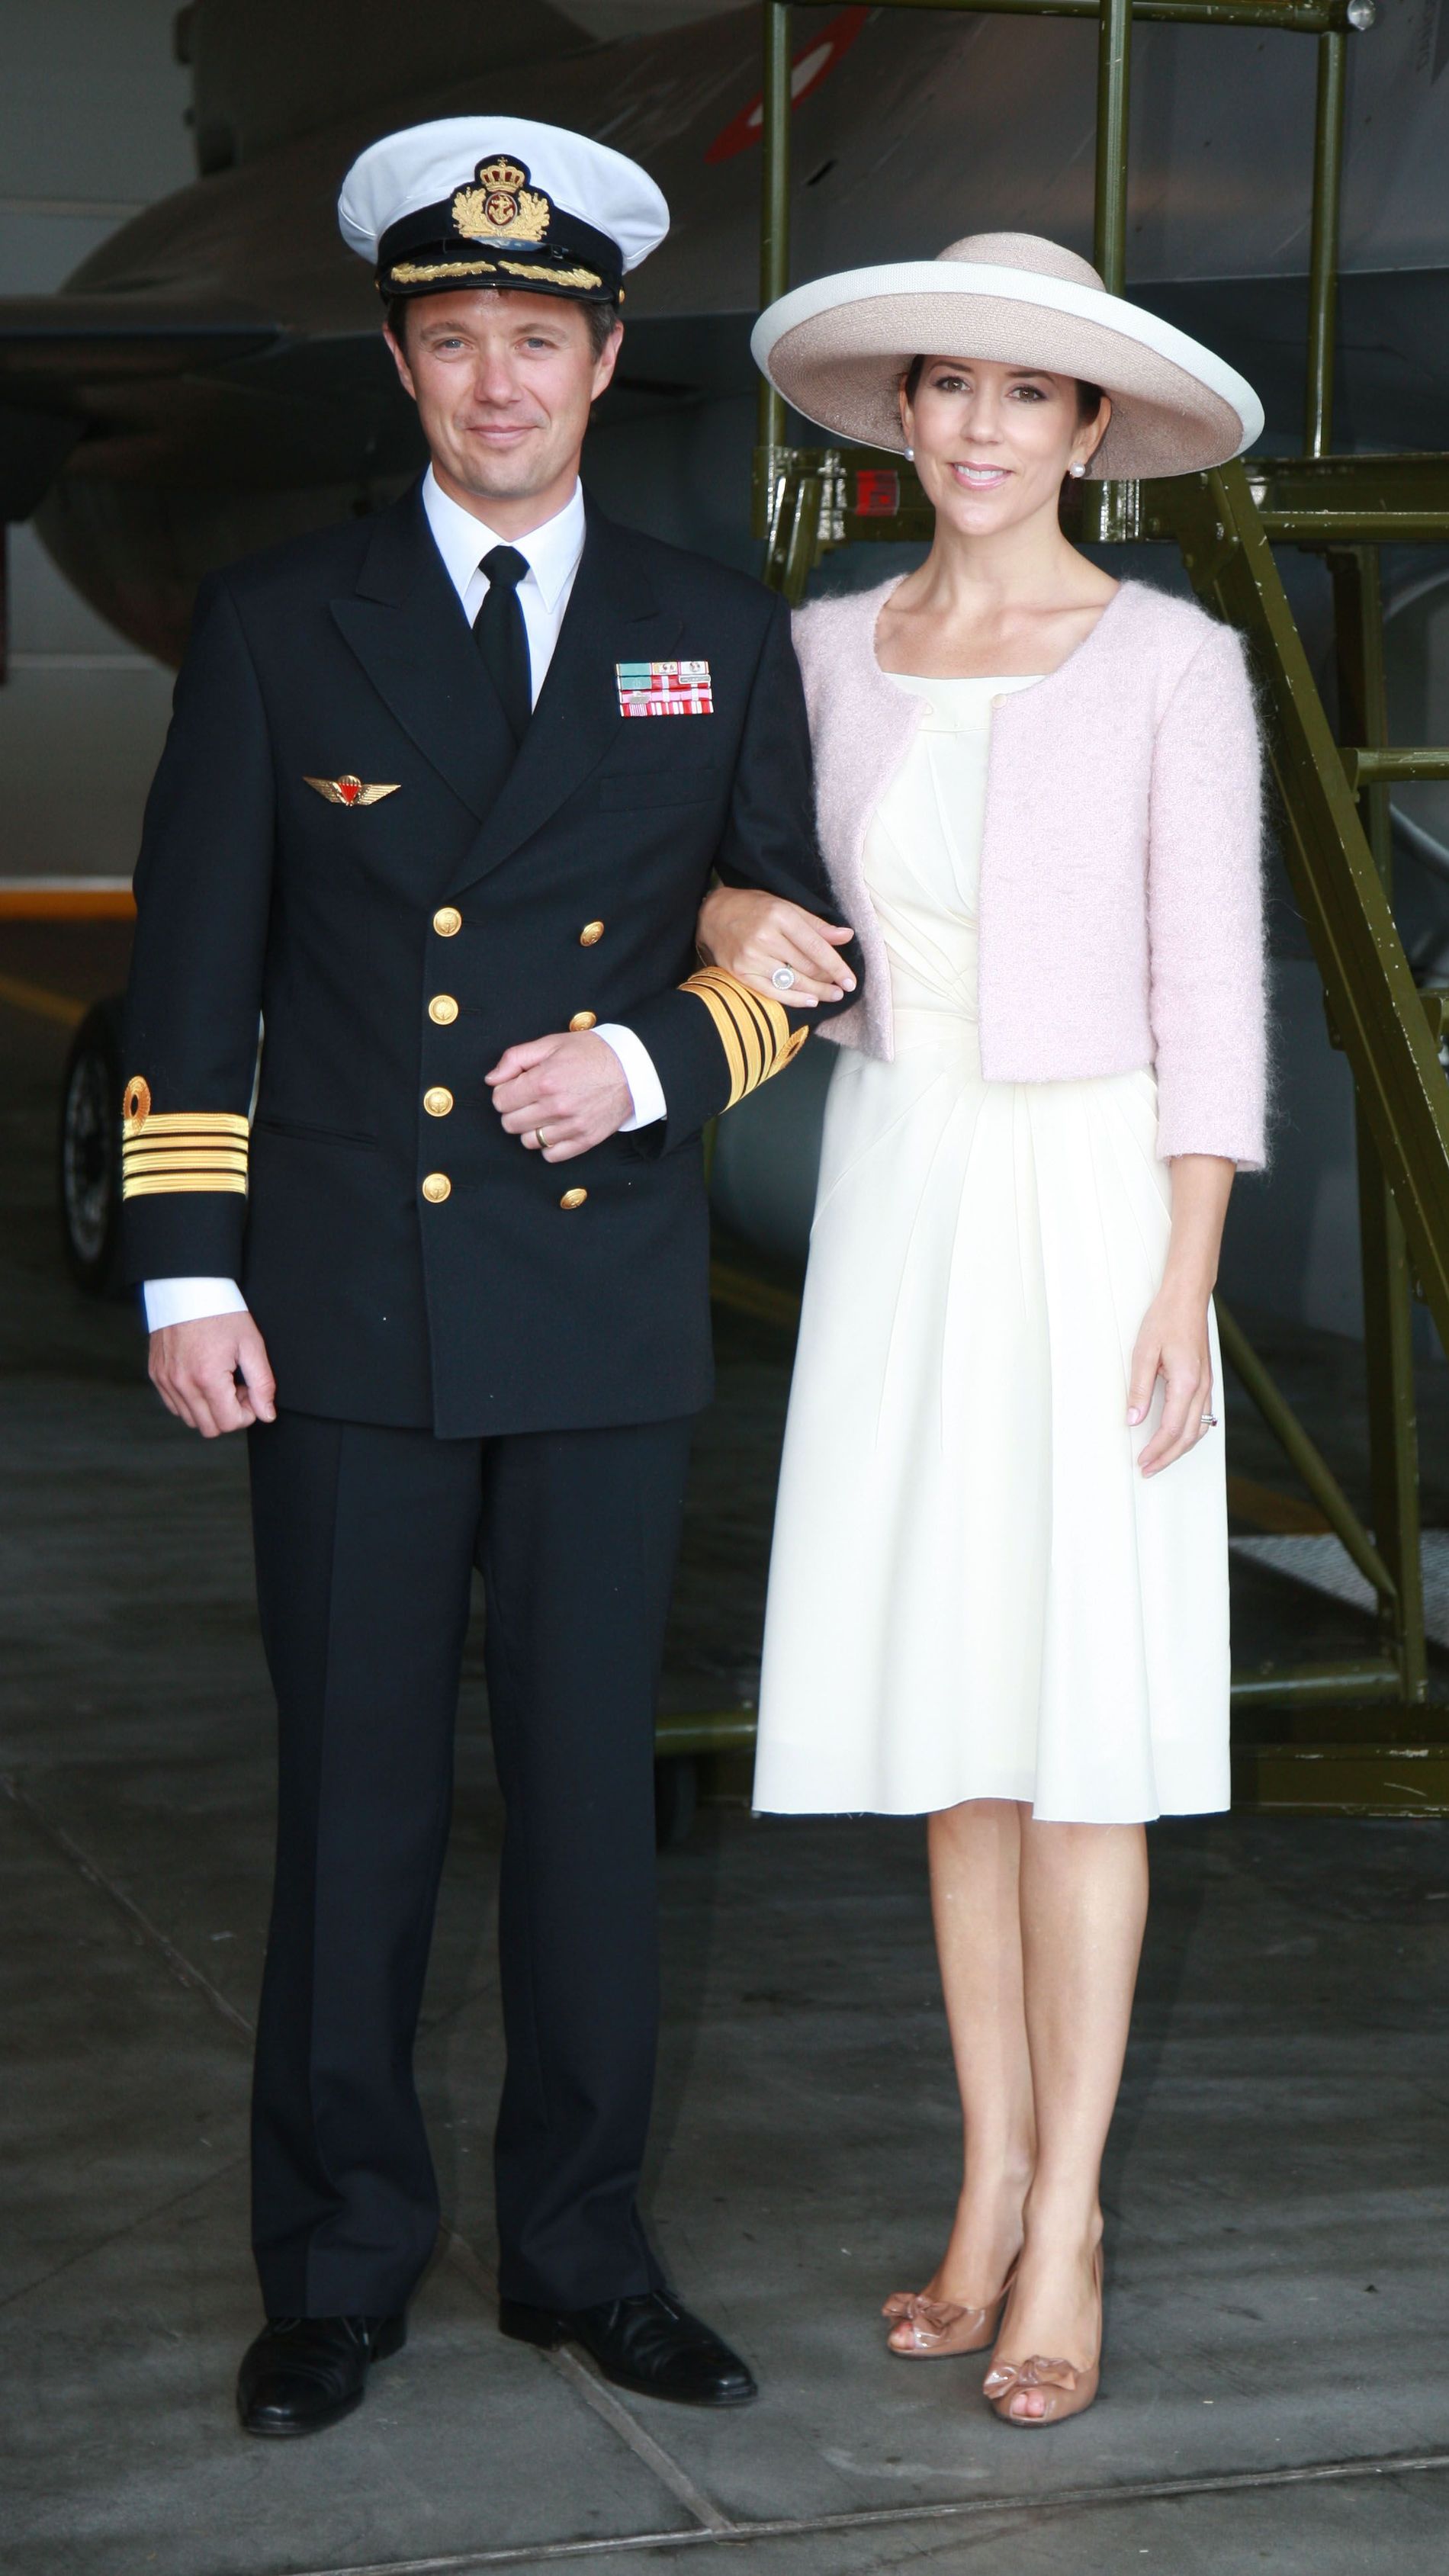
left=421, top=467, right=585, bottom=611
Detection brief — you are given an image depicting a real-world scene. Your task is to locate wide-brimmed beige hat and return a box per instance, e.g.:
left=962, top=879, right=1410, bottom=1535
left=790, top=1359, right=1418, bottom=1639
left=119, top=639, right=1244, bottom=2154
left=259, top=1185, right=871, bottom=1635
left=750, top=233, right=1263, bottom=480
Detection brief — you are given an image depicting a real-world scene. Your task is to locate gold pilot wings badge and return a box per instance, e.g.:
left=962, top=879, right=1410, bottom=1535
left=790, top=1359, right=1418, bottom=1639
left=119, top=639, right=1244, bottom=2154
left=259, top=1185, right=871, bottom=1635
left=304, top=773, right=400, bottom=807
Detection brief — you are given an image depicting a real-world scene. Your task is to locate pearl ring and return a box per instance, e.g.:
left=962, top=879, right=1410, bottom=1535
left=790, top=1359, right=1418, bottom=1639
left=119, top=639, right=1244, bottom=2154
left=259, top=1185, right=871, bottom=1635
left=771, top=965, right=797, bottom=993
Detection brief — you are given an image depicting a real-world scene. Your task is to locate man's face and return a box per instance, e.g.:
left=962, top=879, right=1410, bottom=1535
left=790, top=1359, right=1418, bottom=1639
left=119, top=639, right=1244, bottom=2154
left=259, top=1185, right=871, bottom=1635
left=385, top=289, right=621, bottom=507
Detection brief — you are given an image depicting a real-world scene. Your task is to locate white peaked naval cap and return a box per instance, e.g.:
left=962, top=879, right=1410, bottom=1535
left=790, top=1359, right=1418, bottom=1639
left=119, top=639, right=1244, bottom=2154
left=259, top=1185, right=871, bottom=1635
left=339, top=117, right=669, bottom=304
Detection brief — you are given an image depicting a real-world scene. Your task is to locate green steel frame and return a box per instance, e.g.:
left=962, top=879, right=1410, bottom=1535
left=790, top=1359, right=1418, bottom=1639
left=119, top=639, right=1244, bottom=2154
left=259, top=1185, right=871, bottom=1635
left=733, top=0, right=1449, bottom=1815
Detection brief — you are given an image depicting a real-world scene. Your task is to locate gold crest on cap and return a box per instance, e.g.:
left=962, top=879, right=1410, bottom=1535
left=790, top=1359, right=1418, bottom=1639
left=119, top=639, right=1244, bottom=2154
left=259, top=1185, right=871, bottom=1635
left=452, top=156, right=551, bottom=246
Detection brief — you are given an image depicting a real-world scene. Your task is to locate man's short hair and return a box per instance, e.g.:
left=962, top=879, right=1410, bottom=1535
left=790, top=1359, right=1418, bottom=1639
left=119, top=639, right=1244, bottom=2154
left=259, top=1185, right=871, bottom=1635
left=386, top=293, right=619, bottom=359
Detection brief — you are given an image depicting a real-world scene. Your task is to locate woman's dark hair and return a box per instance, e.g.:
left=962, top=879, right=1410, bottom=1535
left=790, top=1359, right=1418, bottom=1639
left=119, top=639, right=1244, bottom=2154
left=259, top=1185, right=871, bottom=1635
left=902, top=353, right=1104, bottom=428
left=386, top=293, right=619, bottom=358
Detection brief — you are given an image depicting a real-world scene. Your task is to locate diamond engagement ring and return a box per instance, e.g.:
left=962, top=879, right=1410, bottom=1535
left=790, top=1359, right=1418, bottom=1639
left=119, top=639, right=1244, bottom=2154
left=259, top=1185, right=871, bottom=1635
left=1200, top=1412, right=1218, bottom=1428
left=771, top=965, right=796, bottom=992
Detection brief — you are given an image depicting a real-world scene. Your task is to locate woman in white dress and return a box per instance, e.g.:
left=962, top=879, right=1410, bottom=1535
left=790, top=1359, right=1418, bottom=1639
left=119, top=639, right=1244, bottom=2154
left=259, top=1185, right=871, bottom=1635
left=698, top=236, right=1266, bottom=2426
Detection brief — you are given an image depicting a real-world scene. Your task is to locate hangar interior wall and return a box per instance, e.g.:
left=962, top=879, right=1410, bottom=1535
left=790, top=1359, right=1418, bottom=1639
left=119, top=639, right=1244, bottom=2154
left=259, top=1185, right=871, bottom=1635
left=0, top=0, right=189, bottom=876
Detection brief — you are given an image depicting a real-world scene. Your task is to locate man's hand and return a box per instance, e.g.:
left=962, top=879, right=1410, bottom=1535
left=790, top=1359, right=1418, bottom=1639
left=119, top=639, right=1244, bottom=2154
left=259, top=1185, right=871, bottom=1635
left=487, top=1029, right=634, bottom=1163
left=149, top=1312, right=277, bottom=1439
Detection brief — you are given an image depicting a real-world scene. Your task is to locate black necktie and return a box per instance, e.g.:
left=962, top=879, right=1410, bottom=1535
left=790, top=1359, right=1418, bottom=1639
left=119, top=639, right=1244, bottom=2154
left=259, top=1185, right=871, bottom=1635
left=473, top=545, right=532, bottom=740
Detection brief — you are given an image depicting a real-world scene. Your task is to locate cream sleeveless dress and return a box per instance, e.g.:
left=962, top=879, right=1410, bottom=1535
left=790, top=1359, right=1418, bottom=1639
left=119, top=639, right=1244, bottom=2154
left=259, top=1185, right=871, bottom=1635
left=752, top=673, right=1230, bottom=1825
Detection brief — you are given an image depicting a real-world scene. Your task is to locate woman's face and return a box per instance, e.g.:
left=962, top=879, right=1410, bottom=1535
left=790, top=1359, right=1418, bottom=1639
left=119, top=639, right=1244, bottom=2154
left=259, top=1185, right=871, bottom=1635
left=901, top=357, right=1108, bottom=536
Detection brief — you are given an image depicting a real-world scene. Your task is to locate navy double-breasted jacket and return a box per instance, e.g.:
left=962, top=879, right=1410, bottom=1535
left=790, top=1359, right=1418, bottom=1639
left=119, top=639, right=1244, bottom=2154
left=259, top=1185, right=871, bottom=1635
left=120, top=483, right=858, bottom=1435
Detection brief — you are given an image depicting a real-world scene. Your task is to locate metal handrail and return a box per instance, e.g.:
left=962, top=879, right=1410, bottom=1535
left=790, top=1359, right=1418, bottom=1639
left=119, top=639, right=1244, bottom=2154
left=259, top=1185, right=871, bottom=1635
left=789, top=0, right=1366, bottom=29
left=1215, top=1303, right=1396, bottom=1603
left=1341, top=751, right=1449, bottom=789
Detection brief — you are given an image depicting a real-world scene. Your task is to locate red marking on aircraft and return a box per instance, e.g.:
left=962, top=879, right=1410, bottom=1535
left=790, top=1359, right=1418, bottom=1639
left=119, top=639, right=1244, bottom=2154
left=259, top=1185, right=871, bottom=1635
left=705, top=8, right=869, bottom=165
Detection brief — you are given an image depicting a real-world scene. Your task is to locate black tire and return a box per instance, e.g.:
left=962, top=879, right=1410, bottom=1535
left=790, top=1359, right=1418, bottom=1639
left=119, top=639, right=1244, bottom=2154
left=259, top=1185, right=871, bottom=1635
left=58, top=998, right=127, bottom=1296
left=654, top=1754, right=699, bottom=1850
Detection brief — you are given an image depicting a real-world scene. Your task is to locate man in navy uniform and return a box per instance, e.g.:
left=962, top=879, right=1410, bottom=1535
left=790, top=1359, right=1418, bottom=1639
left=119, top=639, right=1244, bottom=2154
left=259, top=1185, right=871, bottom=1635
left=121, top=117, right=859, bottom=2436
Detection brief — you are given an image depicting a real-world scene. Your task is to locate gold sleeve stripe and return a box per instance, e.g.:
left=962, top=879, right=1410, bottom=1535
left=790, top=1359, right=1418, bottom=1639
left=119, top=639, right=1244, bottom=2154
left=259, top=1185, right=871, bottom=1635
left=729, top=979, right=789, bottom=1074
left=123, top=1148, right=249, bottom=1174
left=123, top=1172, right=249, bottom=1199
left=120, top=1105, right=250, bottom=1199
left=694, top=966, right=791, bottom=1058
left=122, top=1109, right=249, bottom=1141
left=725, top=984, right=766, bottom=1096
left=685, top=978, right=748, bottom=1107
left=760, top=988, right=793, bottom=1054
left=695, top=972, right=778, bottom=1102
left=686, top=971, right=759, bottom=1104
left=680, top=969, right=806, bottom=1110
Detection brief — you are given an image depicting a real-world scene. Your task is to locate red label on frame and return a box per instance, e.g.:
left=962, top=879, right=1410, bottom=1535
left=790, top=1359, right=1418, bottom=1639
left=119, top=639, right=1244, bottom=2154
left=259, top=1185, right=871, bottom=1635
left=854, top=469, right=901, bottom=519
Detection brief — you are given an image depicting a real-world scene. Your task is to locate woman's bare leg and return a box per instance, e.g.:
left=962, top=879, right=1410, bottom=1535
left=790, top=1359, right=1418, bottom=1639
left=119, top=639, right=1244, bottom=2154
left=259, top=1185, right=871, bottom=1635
left=901, top=1798, right=1036, bottom=2310
left=991, top=1817, right=1149, bottom=2418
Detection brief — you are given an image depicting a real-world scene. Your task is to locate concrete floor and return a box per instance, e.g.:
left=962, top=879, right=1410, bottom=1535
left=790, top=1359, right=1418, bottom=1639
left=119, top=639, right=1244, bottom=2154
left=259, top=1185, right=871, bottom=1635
left=4, top=972, right=1449, bottom=2572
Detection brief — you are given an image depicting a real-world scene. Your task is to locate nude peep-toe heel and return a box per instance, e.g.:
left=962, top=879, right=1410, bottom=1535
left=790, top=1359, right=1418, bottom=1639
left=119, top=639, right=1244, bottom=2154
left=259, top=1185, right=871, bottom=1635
left=882, top=2263, right=1019, bottom=2359
left=982, top=2244, right=1104, bottom=2426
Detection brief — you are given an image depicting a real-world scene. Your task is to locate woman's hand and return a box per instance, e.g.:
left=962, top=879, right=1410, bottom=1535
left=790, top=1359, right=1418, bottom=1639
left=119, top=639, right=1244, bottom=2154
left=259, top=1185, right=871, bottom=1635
left=1128, top=1285, right=1215, bottom=1476
left=696, top=885, right=856, bottom=1007
left=1131, top=1155, right=1235, bottom=1476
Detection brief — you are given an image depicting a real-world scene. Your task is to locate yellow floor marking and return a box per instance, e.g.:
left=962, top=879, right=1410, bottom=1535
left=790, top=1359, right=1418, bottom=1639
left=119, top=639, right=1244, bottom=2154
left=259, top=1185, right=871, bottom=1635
left=0, top=880, right=133, bottom=919
left=0, top=971, right=87, bottom=1029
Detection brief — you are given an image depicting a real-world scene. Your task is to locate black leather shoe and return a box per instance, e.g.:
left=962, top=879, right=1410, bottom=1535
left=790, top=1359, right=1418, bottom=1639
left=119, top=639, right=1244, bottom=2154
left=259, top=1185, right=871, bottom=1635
left=236, top=2313, right=406, bottom=2437
left=500, top=2289, right=757, bottom=2407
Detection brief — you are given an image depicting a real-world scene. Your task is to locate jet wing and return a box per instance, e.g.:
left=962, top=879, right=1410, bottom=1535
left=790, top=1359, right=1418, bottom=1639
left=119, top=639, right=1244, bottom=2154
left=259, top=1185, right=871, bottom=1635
left=0, top=296, right=279, bottom=378
left=0, top=297, right=281, bottom=519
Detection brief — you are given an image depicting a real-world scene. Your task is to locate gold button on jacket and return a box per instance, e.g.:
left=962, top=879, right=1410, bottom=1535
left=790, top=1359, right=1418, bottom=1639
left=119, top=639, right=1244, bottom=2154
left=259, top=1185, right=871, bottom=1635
left=432, top=906, right=462, bottom=937
left=579, top=920, right=605, bottom=947
left=428, top=994, right=458, bottom=1025
left=422, top=1171, right=451, bottom=1203
left=559, top=1187, right=588, bottom=1211
left=423, top=1087, right=453, bottom=1118
left=568, top=1011, right=598, bottom=1033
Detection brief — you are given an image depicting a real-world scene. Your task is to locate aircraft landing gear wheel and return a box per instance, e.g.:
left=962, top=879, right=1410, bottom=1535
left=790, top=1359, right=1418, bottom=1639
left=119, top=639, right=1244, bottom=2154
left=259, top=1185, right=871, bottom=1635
left=654, top=1754, right=699, bottom=1849
left=59, top=999, right=126, bottom=1297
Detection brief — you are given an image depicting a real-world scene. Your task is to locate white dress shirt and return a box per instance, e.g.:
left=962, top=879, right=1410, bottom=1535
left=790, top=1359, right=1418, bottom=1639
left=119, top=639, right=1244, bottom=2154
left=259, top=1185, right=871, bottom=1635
left=144, top=471, right=666, bottom=1335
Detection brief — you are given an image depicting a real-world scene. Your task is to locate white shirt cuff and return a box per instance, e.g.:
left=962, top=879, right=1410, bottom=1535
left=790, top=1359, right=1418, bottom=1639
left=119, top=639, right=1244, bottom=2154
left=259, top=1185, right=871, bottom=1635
left=595, top=1024, right=667, bottom=1132
left=143, top=1277, right=249, bottom=1332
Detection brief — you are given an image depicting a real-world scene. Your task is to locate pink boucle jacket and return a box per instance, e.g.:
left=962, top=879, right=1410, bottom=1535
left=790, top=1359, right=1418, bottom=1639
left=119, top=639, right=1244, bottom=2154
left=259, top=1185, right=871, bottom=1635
left=795, top=577, right=1267, bottom=1168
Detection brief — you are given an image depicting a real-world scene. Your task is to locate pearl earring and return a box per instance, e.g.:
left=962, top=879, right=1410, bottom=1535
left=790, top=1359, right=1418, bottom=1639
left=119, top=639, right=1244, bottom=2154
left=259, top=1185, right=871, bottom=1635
left=1068, top=461, right=1087, bottom=479
left=904, top=445, right=914, bottom=459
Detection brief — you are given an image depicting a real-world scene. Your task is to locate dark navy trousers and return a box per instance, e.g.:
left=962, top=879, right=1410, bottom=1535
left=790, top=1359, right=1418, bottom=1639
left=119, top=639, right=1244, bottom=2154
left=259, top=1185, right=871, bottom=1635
left=247, top=1408, right=692, bottom=2318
